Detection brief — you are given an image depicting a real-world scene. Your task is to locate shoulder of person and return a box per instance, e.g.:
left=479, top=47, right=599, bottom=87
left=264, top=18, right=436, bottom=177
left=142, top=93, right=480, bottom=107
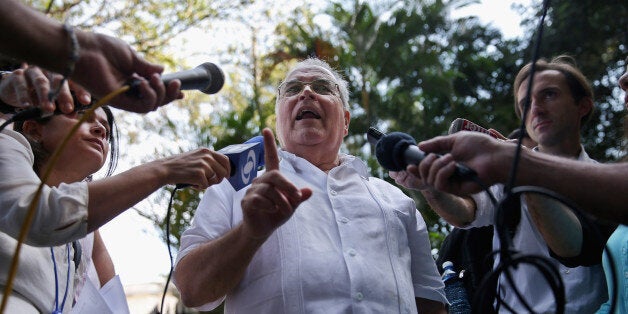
left=0, top=127, right=34, bottom=158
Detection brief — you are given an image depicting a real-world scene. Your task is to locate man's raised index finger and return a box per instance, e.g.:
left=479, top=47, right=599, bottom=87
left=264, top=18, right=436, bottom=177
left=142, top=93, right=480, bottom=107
left=262, top=128, right=280, bottom=171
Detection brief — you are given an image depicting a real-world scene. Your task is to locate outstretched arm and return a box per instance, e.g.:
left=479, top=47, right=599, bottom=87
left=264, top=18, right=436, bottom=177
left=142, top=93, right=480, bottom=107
left=86, top=147, right=231, bottom=232
left=418, top=132, right=628, bottom=224
left=390, top=155, right=477, bottom=228
left=0, top=0, right=183, bottom=113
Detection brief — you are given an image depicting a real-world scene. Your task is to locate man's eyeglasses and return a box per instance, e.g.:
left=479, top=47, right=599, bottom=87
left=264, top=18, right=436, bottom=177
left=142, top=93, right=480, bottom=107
left=278, top=79, right=340, bottom=98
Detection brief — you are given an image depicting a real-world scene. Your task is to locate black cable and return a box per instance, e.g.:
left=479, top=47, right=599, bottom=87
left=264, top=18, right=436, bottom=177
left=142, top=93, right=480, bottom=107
left=504, top=0, right=551, bottom=195
left=471, top=0, right=569, bottom=312
left=160, top=185, right=181, bottom=314
left=474, top=184, right=617, bottom=313
left=0, top=108, right=49, bottom=133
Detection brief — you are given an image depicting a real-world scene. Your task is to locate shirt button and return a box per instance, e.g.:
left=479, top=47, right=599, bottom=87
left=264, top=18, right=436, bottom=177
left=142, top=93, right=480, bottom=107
left=564, top=269, right=570, bottom=274
left=330, top=190, right=337, bottom=196
left=348, top=249, right=357, bottom=256
left=624, top=271, right=628, bottom=278
left=339, top=217, right=349, bottom=224
left=355, top=292, right=364, bottom=301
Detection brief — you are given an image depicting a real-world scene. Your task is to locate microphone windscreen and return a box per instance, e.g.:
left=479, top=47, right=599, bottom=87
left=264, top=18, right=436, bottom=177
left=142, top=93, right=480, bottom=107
left=375, top=132, right=417, bottom=171
left=197, top=62, right=225, bottom=94
left=161, top=62, right=225, bottom=95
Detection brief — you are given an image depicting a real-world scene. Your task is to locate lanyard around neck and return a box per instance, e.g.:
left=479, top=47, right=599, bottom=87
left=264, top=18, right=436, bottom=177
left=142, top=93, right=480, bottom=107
left=50, top=244, right=71, bottom=314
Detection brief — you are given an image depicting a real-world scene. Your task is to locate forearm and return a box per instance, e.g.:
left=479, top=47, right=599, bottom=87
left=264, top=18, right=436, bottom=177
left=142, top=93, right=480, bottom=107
left=515, top=150, right=628, bottom=224
left=86, top=161, right=168, bottom=232
left=0, top=0, right=70, bottom=74
left=421, top=189, right=476, bottom=227
left=174, top=223, right=266, bottom=307
left=416, top=297, right=447, bottom=314
left=525, top=194, right=583, bottom=257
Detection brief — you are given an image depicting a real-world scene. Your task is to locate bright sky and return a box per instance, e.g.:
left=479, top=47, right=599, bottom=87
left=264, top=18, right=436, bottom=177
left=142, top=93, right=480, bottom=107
left=99, top=0, right=533, bottom=304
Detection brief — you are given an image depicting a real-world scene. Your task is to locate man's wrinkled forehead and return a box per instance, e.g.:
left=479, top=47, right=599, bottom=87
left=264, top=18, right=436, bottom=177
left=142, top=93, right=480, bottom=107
left=285, top=65, right=336, bottom=83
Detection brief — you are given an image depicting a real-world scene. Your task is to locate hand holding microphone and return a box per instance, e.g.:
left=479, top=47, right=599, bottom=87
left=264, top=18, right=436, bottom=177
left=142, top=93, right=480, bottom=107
left=368, top=127, right=478, bottom=193
left=369, top=127, right=477, bottom=179
left=126, top=61, right=224, bottom=102
left=3, top=62, right=225, bottom=123
left=160, top=62, right=224, bottom=95
left=416, top=131, right=518, bottom=196
left=176, top=135, right=265, bottom=191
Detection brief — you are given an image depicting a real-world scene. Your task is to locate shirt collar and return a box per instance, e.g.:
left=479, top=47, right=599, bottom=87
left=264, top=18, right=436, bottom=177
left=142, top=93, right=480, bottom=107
left=531, top=144, right=592, bottom=162
left=277, top=149, right=370, bottom=177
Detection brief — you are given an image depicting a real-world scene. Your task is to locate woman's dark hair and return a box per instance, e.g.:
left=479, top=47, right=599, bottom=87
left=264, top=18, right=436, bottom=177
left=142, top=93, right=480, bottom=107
left=13, top=104, right=119, bottom=178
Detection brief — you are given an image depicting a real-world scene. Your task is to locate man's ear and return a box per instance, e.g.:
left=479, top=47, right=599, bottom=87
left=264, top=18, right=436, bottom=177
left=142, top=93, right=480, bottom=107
left=20, top=120, right=43, bottom=142
left=344, top=110, right=351, bottom=135
left=578, top=97, right=593, bottom=119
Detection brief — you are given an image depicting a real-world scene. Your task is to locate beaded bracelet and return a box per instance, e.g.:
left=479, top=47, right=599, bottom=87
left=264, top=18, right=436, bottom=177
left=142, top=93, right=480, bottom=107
left=48, top=23, right=80, bottom=102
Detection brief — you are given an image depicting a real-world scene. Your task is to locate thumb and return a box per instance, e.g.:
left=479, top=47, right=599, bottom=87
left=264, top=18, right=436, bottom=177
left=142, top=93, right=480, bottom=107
left=292, top=188, right=313, bottom=208
left=418, top=134, right=455, bottom=153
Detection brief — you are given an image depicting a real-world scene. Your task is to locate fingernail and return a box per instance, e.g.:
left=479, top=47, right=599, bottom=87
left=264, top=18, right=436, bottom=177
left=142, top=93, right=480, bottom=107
left=80, top=94, right=91, bottom=104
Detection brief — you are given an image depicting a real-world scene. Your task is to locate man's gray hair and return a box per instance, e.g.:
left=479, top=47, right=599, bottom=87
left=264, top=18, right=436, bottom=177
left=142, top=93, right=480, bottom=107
left=276, top=58, right=350, bottom=110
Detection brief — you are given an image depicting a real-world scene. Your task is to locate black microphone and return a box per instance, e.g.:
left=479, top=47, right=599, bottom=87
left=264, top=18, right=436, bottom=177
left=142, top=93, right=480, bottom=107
left=373, top=130, right=477, bottom=180
left=161, top=62, right=224, bottom=95
left=126, top=62, right=225, bottom=99
left=3, top=62, right=225, bottom=122
left=367, top=126, right=385, bottom=147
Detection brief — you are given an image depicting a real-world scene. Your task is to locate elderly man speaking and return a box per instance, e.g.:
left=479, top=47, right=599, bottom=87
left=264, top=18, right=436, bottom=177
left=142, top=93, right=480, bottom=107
left=173, top=58, right=448, bottom=314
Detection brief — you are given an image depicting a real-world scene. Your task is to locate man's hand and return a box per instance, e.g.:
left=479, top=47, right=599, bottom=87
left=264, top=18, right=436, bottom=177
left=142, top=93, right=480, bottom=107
left=240, top=128, right=312, bottom=239
left=417, top=132, right=516, bottom=196
left=0, top=65, right=90, bottom=115
left=72, top=30, right=184, bottom=113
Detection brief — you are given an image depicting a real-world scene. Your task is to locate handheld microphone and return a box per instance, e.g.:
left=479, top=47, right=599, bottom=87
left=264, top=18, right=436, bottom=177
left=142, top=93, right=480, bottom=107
left=220, top=136, right=264, bottom=191
left=176, top=136, right=265, bottom=191
left=3, top=62, right=225, bottom=122
left=448, top=118, right=504, bottom=139
left=127, top=62, right=225, bottom=99
left=243, top=135, right=265, bottom=168
left=161, top=62, right=225, bottom=95
left=367, top=126, right=385, bottom=147
left=372, top=129, right=476, bottom=180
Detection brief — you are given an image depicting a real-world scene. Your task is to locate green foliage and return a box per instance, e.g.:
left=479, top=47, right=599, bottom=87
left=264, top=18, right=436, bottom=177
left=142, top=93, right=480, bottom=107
left=22, top=0, right=251, bottom=65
